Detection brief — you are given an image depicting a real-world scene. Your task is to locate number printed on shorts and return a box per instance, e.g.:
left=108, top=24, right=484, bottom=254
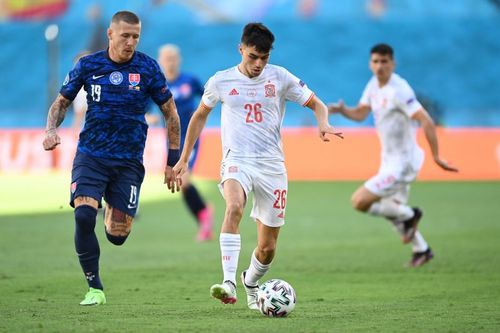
left=245, top=103, right=263, bottom=123
left=273, top=189, right=287, bottom=209
left=128, top=185, right=137, bottom=209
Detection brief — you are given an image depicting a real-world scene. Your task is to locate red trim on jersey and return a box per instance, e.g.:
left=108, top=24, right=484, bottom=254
left=302, top=93, right=315, bottom=107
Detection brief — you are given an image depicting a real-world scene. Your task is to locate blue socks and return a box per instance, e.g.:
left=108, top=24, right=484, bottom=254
left=74, top=205, right=103, bottom=290
left=182, top=184, right=206, bottom=222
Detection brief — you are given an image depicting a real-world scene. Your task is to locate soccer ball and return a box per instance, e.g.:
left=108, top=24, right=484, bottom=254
left=257, top=279, right=296, bottom=317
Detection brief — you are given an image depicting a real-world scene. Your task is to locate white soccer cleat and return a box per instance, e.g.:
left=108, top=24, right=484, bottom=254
left=210, top=280, right=237, bottom=304
left=240, top=270, right=259, bottom=310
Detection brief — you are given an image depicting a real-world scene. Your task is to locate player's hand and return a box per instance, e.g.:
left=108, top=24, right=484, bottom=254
left=318, top=124, right=344, bottom=142
left=327, top=100, right=345, bottom=114
left=171, top=161, right=188, bottom=191
left=434, top=157, right=459, bottom=172
left=164, top=166, right=181, bottom=193
left=43, top=130, right=61, bottom=151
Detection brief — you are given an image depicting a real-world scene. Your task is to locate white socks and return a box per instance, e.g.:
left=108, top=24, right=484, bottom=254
left=244, top=250, right=271, bottom=287
left=368, top=199, right=414, bottom=221
left=219, top=233, right=241, bottom=285
left=388, top=220, right=429, bottom=253
left=411, top=231, right=429, bottom=253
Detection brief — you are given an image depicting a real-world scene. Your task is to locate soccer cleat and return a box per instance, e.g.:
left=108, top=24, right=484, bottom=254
left=79, top=287, right=106, bottom=306
left=401, top=207, right=423, bottom=244
left=196, top=205, right=214, bottom=242
left=240, top=270, right=259, bottom=310
left=408, top=247, right=434, bottom=268
left=210, top=280, right=237, bottom=304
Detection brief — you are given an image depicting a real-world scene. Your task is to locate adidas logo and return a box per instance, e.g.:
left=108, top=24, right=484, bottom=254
left=229, top=88, right=239, bottom=96
left=277, top=211, right=285, bottom=219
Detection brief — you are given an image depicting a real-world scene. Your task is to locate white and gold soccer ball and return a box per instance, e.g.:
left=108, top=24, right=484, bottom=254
left=257, top=279, right=296, bottom=317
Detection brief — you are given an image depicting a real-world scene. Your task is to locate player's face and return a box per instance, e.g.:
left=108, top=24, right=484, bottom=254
left=239, top=44, right=270, bottom=78
left=108, top=21, right=141, bottom=62
left=159, top=49, right=180, bottom=75
left=369, top=53, right=394, bottom=83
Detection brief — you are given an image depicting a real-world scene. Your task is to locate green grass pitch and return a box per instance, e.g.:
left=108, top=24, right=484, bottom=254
left=0, top=175, right=499, bottom=332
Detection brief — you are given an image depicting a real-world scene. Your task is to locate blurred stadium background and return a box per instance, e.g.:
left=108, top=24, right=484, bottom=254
left=1, top=1, right=500, bottom=332
left=1, top=0, right=499, bottom=179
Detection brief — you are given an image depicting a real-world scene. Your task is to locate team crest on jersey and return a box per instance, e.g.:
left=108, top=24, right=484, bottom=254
left=129, top=73, right=140, bottom=86
left=109, top=71, right=123, bottom=85
left=264, top=83, right=275, bottom=97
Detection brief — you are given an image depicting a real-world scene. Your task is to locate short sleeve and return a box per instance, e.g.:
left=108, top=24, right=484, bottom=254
left=283, top=69, right=314, bottom=106
left=149, top=61, right=172, bottom=106
left=359, top=81, right=372, bottom=106
left=60, top=60, right=84, bottom=101
left=395, top=81, right=422, bottom=117
left=201, top=75, right=220, bottom=108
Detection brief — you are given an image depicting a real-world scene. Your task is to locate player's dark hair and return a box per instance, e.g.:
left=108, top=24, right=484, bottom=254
left=111, top=11, right=140, bottom=25
left=241, top=23, right=275, bottom=53
left=371, top=43, right=394, bottom=59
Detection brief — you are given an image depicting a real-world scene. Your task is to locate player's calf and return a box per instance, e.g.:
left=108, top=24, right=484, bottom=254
left=104, top=205, right=133, bottom=245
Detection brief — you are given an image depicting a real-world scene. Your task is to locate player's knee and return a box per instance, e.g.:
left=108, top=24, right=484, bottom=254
left=74, top=205, right=98, bottom=233
left=225, top=202, right=244, bottom=221
left=105, top=231, right=129, bottom=246
left=351, top=195, right=369, bottom=212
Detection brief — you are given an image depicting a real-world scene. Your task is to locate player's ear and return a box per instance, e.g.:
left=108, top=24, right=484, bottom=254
left=107, top=27, right=113, bottom=41
left=238, top=43, right=243, bottom=55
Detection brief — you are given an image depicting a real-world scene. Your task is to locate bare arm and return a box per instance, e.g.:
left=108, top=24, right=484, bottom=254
left=159, top=98, right=181, bottom=192
left=159, top=97, right=181, bottom=150
left=412, top=108, right=458, bottom=172
left=43, top=94, right=72, bottom=150
left=172, top=101, right=212, bottom=183
left=328, top=100, right=371, bottom=122
left=305, top=95, right=343, bottom=141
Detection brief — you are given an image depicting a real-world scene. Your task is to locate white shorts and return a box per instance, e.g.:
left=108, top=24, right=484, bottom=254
left=364, top=164, right=418, bottom=200
left=218, top=158, right=287, bottom=227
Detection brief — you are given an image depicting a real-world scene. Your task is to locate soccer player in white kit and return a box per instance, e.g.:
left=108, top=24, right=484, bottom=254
left=172, top=23, right=342, bottom=309
left=328, top=43, right=458, bottom=267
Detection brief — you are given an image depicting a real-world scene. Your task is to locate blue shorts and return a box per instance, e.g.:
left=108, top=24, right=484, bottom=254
left=70, top=151, right=145, bottom=217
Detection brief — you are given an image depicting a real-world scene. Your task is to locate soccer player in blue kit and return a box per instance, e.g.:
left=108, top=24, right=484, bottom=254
left=157, top=44, right=214, bottom=241
left=42, top=11, right=181, bottom=305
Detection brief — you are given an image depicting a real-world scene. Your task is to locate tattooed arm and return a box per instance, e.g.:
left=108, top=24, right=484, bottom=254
left=159, top=97, right=181, bottom=192
left=43, top=94, right=72, bottom=151
left=159, top=97, right=181, bottom=150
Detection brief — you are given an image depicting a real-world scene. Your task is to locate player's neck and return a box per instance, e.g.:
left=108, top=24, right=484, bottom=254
left=377, top=76, right=391, bottom=87
left=237, top=64, right=256, bottom=79
left=108, top=47, right=133, bottom=64
left=165, top=70, right=179, bottom=82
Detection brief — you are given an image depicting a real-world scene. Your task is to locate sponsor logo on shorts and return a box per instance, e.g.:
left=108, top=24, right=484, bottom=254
left=277, top=211, right=285, bottom=219
left=71, top=182, right=77, bottom=193
left=63, top=74, right=69, bottom=86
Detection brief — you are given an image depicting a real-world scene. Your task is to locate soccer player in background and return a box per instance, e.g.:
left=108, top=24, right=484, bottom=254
left=148, top=44, right=214, bottom=241
left=42, top=10, right=181, bottom=305
left=328, top=43, right=458, bottom=267
left=173, top=23, right=343, bottom=310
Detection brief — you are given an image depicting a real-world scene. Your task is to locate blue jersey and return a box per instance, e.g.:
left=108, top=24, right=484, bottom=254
left=167, top=73, right=203, bottom=148
left=60, top=50, right=172, bottom=161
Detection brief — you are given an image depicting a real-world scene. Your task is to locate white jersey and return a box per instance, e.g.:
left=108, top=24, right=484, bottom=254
left=202, top=64, right=314, bottom=165
left=360, top=73, right=424, bottom=169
